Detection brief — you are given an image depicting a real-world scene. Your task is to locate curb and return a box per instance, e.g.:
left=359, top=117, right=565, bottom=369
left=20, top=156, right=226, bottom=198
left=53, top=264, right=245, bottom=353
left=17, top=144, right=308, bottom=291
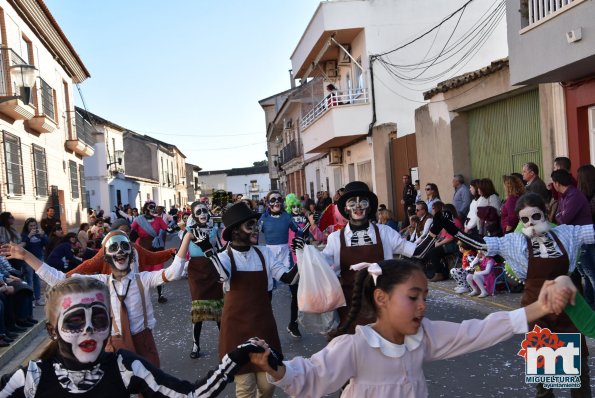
left=430, top=283, right=517, bottom=311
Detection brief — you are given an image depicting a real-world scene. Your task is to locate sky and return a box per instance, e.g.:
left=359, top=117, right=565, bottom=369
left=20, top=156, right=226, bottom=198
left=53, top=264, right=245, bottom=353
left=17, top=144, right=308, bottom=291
left=44, top=0, right=321, bottom=170
left=43, top=0, right=507, bottom=172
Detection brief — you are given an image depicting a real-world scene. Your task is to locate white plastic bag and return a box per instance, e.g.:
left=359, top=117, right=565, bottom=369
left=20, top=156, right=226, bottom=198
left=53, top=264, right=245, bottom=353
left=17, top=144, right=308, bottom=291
left=298, top=310, right=339, bottom=335
left=296, top=244, right=346, bottom=313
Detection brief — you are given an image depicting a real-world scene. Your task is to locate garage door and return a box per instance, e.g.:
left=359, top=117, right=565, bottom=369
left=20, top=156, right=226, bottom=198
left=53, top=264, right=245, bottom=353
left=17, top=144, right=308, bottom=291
left=468, top=90, right=541, bottom=196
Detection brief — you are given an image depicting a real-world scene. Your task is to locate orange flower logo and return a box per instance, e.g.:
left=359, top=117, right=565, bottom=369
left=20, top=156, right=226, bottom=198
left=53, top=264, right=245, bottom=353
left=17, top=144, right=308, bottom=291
left=518, top=325, right=565, bottom=368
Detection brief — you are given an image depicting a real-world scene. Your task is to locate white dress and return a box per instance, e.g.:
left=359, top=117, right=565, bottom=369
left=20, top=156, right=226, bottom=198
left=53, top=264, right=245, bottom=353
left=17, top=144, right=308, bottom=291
left=270, top=309, right=527, bottom=398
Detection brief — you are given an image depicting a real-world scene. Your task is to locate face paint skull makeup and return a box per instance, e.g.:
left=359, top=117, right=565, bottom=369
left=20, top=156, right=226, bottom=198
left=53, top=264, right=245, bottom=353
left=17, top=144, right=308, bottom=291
left=192, top=203, right=209, bottom=225
left=291, top=205, right=301, bottom=216
left=57, top=291, right=110, bottom=364
left=236, top=218, right=260, bottom=245
left=519, top=206, right=550, bottom=238
left=345, top=196, right=370, bottom=222
left=268, top=195, right=283, bottom=214
left=104, top=234, right=132, bottom=271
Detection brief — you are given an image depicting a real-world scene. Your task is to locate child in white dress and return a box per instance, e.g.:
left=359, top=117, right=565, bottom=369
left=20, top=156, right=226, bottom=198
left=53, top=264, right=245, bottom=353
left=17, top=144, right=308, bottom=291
left=249, top=259, right=552, bottom=398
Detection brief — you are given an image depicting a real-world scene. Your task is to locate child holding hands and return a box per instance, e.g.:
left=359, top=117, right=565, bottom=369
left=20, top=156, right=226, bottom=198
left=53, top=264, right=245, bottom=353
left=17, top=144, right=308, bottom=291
left=249, top=259, right=555, bottom=398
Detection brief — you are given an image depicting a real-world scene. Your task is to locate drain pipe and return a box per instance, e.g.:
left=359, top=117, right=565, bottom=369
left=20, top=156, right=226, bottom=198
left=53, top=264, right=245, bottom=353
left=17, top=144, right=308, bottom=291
left=367, top=55, right=377, bottom=139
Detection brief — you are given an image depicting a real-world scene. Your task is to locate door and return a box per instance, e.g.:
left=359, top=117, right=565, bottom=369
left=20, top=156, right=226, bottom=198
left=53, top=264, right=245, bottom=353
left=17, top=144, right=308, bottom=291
left=468, top=90, right=542, bottom=197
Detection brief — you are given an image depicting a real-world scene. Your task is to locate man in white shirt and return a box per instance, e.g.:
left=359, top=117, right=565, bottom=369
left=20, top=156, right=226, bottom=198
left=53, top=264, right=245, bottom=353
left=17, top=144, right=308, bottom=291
left=0, top=230, right=188, bottom=368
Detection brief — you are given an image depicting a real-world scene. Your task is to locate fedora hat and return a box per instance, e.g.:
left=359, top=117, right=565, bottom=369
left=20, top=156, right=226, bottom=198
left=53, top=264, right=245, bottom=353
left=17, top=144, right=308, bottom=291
left=222, top=202, right=260, bottom=241
left=336, top=181, right=378, bottom=219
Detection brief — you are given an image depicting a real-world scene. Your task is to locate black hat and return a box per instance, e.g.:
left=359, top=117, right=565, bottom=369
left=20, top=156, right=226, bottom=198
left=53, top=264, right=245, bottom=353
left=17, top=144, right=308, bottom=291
left=222, top=202, right=260, bottom=241
left=336, top=181, right=378, bottom=219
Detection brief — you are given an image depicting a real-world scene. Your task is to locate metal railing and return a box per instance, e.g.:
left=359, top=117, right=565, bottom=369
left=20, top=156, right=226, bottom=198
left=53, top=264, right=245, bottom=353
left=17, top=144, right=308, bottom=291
left=39, top=78, right=55, bottom=119
left=279, top=140, right=301, bottom=165
left=527, top=0, right=576, bottom=25
left=300, top=88, right=369, bottom=131
left=75, top=110, right=94, bottom=147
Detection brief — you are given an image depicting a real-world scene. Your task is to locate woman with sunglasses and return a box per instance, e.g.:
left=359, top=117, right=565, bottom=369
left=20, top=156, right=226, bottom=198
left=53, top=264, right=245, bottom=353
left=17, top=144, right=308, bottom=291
left=425, top=183, right=441, bottom=214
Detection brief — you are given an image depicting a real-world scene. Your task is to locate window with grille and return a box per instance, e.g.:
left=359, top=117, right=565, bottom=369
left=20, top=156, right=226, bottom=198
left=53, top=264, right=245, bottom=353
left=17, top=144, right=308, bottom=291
left=40, top=78, right=55, bottom=120
left=79, top=164, right=87, bottom=208
left=69, top=160, right=79, bottom=199
left=3, top=132, right=24, bottom=195
left=32, top=144, right=48, bottom=197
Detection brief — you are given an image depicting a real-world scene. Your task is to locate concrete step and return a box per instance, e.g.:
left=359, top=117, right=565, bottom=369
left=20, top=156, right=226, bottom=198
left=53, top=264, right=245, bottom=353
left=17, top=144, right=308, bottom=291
left=0, top=303, right=47, bottom=374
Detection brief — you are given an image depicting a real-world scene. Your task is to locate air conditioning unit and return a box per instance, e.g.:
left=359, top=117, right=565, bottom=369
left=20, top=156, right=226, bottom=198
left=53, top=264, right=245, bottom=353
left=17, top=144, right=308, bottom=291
left=329, top=148, right=342, bottom=165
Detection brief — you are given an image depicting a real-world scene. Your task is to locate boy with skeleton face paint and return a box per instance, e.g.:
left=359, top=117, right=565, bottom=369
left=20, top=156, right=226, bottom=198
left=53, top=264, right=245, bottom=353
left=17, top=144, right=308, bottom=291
left=0, top=230, right=189, bottom=368
left=185, top=200, right=227, bottom=359
left=425, top=192, right=593, bottom=397
left=292, top=181, right=418, bottom=334
left=202, top=202, right=293, bottom=397
left=0, top=277, right=268, bottom=397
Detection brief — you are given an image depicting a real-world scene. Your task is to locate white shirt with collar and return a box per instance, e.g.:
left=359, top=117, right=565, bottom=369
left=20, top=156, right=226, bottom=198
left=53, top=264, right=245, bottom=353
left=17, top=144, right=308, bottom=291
left=322, top=223, right=416, bottom=275
left=218, top=246, right=290, bottom=293
left=36, top=253, right=185, bottom=335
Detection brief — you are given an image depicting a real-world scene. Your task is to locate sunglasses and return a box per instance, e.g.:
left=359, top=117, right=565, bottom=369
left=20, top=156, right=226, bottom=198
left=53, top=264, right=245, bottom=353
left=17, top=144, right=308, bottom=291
left=520, top=213, right=543, bottom=224
left=269, top=197, right=283, bottom=204
left=345, top=199, right=370, bottom=210
left=425, top=187, right=432, bottom=191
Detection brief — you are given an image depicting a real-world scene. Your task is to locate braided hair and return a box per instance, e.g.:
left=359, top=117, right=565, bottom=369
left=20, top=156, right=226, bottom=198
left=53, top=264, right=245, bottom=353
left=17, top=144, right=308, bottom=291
left=328, top=259, right=425, bottom=339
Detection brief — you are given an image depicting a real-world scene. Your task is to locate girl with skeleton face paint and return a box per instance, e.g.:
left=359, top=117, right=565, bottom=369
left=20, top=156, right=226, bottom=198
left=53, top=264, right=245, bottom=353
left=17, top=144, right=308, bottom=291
left=185, top=200, right=225, bottom=359
left=103, top=233, right=133, bottom=274
left=0, top=277, right=266, bottom=397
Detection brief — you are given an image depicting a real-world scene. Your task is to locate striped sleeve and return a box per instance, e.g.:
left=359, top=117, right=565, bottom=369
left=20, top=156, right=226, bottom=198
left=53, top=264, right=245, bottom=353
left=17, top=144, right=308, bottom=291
left=0, top=360, right=42, bottom=398
left=117, top=350, right=238, bottom=397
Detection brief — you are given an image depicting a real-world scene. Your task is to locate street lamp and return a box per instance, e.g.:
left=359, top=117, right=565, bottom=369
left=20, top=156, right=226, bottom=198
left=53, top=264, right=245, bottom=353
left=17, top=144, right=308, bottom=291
left=0, top=64, right=38, bottom=104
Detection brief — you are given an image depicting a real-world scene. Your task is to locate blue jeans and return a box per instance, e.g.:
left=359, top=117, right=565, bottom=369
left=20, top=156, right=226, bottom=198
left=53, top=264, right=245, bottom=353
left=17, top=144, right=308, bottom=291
left=23, top=264, right=41, bottom=301
left=578, top=243, right=595, bottom=309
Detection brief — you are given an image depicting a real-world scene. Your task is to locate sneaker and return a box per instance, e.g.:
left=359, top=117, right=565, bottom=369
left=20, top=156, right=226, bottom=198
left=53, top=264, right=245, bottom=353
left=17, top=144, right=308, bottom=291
left=454, top=287, right=467, bottom=294
left=477, top=292, right=490, bottom=298
left=287, top=322, right=302, bottom=338
left=35, top=299, right=45, bottom=306
left=467, top=290, right=479, bottom=297
left=158, top=295, right=168, bottom=304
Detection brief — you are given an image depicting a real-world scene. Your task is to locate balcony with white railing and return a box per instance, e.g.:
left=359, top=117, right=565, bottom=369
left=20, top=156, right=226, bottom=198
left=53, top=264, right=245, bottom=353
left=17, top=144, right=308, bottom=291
left=301, top=88, right=369, bottom=131
left=27, top=77, right=58, bottom=133
left=523, top=0, right=584, bottom=29
left=300, top=88, right=371, bottom=153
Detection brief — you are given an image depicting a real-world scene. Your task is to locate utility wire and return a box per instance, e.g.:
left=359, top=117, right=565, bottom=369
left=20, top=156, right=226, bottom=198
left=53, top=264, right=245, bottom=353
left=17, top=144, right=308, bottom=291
left=374, top=0, right=475, bottom=57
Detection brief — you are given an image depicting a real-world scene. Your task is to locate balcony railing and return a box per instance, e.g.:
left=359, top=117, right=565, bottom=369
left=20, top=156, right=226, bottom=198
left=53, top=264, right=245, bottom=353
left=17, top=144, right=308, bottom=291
left=300, top=88, right=368, bottom=131
left=525, top=0, right=578, bottom=26
left=74, top=110, right=94, bottom=147
left=39, top=78, right=55, bottom=119
left=279, top=140, right=301, bottom=165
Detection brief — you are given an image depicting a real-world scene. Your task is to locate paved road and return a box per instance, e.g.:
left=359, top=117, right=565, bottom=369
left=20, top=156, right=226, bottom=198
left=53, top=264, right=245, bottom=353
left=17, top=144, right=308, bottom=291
left=151, top=235, right=594, bottom=397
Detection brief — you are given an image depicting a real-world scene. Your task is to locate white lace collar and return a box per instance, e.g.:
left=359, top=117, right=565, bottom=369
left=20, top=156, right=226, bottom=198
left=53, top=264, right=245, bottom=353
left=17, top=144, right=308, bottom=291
left=356, top=324, right=424, bottom=358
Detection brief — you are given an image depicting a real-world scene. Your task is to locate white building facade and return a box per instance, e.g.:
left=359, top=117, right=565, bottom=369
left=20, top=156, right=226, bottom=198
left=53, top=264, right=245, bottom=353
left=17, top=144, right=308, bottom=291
left=0, top=0, right=92, bottom=229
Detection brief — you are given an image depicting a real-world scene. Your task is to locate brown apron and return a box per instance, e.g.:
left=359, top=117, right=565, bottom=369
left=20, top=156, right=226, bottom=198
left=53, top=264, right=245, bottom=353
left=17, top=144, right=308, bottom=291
left=138, top=236, right=157, bottom=251
left=188, top=256, right=224, bottom=301
left=520, top=232, right=588, bottom=356
left=218, top=246, right=282, bottom=375
left=338, top=224, right=385, bottom=332
left=105, top=274, right=161, bottom=367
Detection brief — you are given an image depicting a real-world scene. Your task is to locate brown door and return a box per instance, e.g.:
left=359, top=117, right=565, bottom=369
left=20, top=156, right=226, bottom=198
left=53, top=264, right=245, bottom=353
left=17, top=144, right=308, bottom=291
left=390, top=134, right=417, bottom=224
